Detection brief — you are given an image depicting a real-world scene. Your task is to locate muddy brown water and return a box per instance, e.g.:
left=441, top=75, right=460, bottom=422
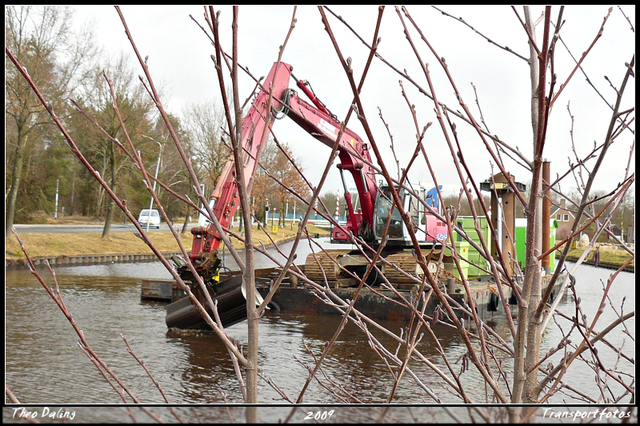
left=4, top=239, right=635, bottom=422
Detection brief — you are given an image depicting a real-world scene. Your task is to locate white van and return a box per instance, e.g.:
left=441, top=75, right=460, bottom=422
left=138, top=209, right=161, bottom=229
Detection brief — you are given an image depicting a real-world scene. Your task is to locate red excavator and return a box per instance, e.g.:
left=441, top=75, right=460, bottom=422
left=167, top=62, right=448, bottom=329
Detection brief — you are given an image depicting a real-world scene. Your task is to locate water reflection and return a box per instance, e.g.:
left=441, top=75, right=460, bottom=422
left=161, top=308, right=477, bottom=405
left=5, top=258, right=635, bottom=421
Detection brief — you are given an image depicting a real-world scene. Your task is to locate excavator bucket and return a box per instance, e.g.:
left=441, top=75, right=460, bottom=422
left=166, top=274, right=263, bottom=330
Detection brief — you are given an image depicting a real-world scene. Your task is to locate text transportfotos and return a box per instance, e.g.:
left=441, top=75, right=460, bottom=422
left=543, top=407, right=631, bottom=421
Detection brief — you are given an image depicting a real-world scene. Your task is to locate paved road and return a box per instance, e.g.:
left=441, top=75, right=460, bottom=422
left=12, top=223, right=190, bottom=233
left=12, top=220, right=332, bottom=234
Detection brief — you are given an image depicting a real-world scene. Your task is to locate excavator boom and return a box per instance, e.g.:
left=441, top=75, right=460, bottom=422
left=186, top=62, right=381, bottom=279
left=182, top=61, right=447, bottom=284
left=281, top=83, right=378, bottom=242
left=187, top=63, right=293, bottom=275
left=169, top=61, right=449, bottom=329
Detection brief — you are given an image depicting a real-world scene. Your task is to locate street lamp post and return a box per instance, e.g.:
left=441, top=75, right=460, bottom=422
left=54, top=179, right=59, bottom=219
left=143, top=136, right=163, bottom=232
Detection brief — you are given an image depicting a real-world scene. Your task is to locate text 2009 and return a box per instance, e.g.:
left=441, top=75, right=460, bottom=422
left=304, top=410, right=335, bottom=421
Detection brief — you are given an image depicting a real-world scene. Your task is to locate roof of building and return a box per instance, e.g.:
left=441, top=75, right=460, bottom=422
left=550, top=207, right=576, bottom=218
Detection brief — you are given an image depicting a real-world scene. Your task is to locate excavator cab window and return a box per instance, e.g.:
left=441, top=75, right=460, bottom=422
left=406, top=192, right=420, bottom=233
left=374, top=186, right=404, bottom=241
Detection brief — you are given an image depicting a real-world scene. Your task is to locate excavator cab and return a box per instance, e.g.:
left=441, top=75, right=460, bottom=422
left=373, top=185, right=449, bottom=247
left=373, top=185, right=408, bottom=245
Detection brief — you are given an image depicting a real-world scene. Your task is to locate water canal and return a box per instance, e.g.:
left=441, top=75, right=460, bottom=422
left=5, top=238, right=635, bottom=422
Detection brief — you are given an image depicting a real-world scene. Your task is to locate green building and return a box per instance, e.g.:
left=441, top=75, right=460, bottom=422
left=451, top=216, right=490, bottom=280
left=515, top=217, right=558, bottom=274
left=450, top=216, right=557, bottom=280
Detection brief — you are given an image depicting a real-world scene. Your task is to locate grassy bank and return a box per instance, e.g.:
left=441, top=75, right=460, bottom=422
left=6, top=223, right=329, bottom=261
left=566, top=244, right=634, bottom=270
left=7, top=217, right=632, bottom=271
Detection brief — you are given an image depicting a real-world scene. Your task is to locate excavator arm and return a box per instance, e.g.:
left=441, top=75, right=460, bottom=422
left=169, top=62, right=450, bottom=330
left=280, top=78, right=378, bottom=244
left=183, top=61, right=383, bottom=284
left=181, top=61, right=444, bottom=286
left=184, top=62, right=294, bottom=281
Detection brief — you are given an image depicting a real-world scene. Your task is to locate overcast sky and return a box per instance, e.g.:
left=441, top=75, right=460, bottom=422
left=70, top=5, right=635, bottom=200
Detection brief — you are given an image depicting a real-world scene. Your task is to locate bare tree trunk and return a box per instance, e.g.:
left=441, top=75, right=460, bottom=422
left=523, top=8, right=555, bottom=410
left=69, top=168, right=76, bottom=216
left=94, top=161, right=107, bottom=219
left=102, top=200, right=114, bottom=238
left=228, top=8, right=259, bottom=414
left=102, top=140, right=117, bottom=238
left=237, top=209, right=244, bottom=232
left=512, top=6, right=546, bottom=417
left=523, top=173, right=543, bottom=405
left=6, top=130, right=26, bottom=234
left=181, top=203, right=190, bottom=235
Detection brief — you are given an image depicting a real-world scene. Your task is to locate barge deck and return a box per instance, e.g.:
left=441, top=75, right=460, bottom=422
left=144, top=266, right=565, bottom=328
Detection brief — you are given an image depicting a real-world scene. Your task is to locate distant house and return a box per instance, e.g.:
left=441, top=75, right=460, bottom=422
left=552, top=199, right=575, bottom=240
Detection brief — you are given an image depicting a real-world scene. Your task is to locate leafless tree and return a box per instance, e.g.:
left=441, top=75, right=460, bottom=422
left=5, top=6, right=99, bottom=233
left=6, top=5, right=634, bottom=423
